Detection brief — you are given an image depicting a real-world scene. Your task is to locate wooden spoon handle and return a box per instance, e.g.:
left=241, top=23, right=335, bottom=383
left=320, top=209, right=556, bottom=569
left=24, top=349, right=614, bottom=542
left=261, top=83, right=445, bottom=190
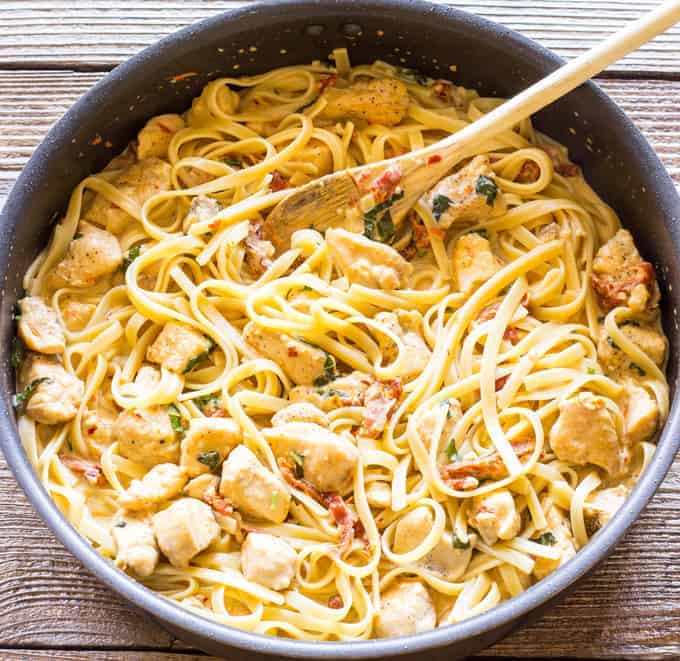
left=430, top=0, right=680, bottom=167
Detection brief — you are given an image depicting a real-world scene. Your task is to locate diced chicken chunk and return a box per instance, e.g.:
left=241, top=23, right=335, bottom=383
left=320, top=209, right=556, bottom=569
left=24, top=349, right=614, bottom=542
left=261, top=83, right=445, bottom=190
left=393, top=506, right=474, bottom=580
left=271, top=402, right=329, bottom=427
left=147, top=322, right=212, bottom=373
left=365, top=480, right=392, bottom=508
left=469, top=489, right=521, bottom=546
left=289, top=370, right=373, bottom=412
left=219, top=445, right=290, bottom=523
left=532, top=496, right=577, bottom=580
left=61, top=299, right=95, bottom=331
left=549, top=391, right=626, bottom=476
left=375, top=309, right=431, bottom=380
left=452, top=232, right=503, bottom=293
left=326, top=228, right=413, bottom=290
left=243, top=322, right=329, bottom=386
left=112, top=518, right=159, bottom=577
left=182, top=195, right=221, bottom=233
left=422, top=156, right=504, bottom=228
left=591, top=229, right=659, bottom=314
left=374, top=581, right=436, bottom=638
left=180, top=417, right=241, bottom=477
left=119, top=463, right=188, bottom=511
left=240, top=532, right=297, bottom=591
left=85, top=157, right=172, bottom=234
left=597, top=322, right=666, bottom=378
left=184, top=473, right=219, bottom=501
left=621, top=379, right=659, bottom=444
left=81, top=407, right=117, bottom=447
left=49, top=222, right=122, bottom=289
left=263, top=422, right=359, bottom=493
left=584, top=484, right=629, bottom=534
left=115, top=406, right=180, bottom=467
left=152, top=498, right=220, bottom=568
left=136, top=113, right=185, bottom=160
left=18, top=354, right=84, bottom=424
left=415, top=398, right=462, bottom=461
left=18, top=297, right=65, bottom=354
left=318, top=77, right=409, bottom=126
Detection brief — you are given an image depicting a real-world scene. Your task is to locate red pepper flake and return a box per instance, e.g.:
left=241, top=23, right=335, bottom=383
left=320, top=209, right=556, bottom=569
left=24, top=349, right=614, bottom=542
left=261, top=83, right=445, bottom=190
left=209, top=220, right=220, bottom=232
left=169, top=72, right=199, bottom=83
left=319, top=75, right=337, bottom=92
left=270, top=171, right=289, bottom=191
left=495, top=375, right=509, bottom=391
left=503, top=327, right=520, bottom=344
left=429, top=226, right=445, bottom=239
left=287, top=346, right=299, bottom=357
left=328, top=595, right=344, bottom=609
left=427, top=154, right=442, bottom=165
left=89, top=134, right=102, bottom=146
left=104, top=140, right=113, bottom=148
left=87, top=426, right=97, bottom=436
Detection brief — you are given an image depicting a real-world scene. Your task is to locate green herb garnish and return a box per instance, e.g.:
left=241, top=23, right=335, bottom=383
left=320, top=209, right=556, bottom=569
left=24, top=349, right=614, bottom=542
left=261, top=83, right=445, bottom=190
left=183, top=337, right=217, bottom=374
left=536, top=531, right=557, bottom=546
left=168, top=403, right=185, bottom=433
left=445, top=438, right=461, bottom=461
left=122, top=245, right=140, bottom=271
left=271, top=491, right=280, bottom=509
left=363, top=191, right=403, bottom=243
left=13, top=377, right=50, bottom=411
left=629, top=362, right=646, bottom=377
left=290, top=451, right=305, bottom=479
left=475, top=174, right=498, bottom=206
left=224, top=158, right=241, bottom=167
left=73, top=232, right=83, bottom=240
left=11, top=337, right=24, bottom=370
left=453, top=535, right=470, bottom=550
left=194, top=393, right=220, bottom=412
left=587, top=366, right=596, bottom=375
left=197, top=450, right=221, bottom=471
left=313, top=353, right=337, bottom=387
left=431, top=194, right=452, bottom=220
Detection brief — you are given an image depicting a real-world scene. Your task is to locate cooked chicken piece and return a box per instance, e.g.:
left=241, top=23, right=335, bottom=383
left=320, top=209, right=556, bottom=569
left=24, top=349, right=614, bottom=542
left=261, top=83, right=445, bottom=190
left=244, top=221, right=275, bottom=278
left=135, top=365, right=161, bottom=389
left=584, top=484, right=629, bottom=534
left=374, top=580, right=436, bottom=638
left=365, top=480, right=392, bottom=508
left=360, top=378, right=403, bottom=439
left=119, top=463, right=188, bottom=511
left=597, top=322, right=666, bottom=378
left=620, top=379, right=659, bottom=444
left=415, top=398, right=462, bottom=459
left=549, top=391, right=626, bottom=476
left=84, top=157, right=172, bottom=234
left=152, top=497, right=220, bottom=568
left=112, top=517, right=159, bottom=577
left=182, top=195, right=221, bottom=233
left=219, top=444, right=291, bottom=523
left=184, top=473, right=219, bottom=501
left=374, top=309, right=431, bottom=380
left=243, top=322, right=329, bottom=386
left=393, top=506, right=474, bottom=580
left=18, top=296, right=65, bottom=354
left=532, top=496, right=577, bottom=580
left=18, top=354, right=84, bottom=424
left=536, top=222, right=561, bottom=242
left=452, top=232, right=503, bottom=293
left=326, top=228, right=413, bottom=290
left=591, top=229, right=659, bottom=314
left=469, top=489, right=521, bottom=546
left=240, top=532, right=297, bottom=591
left=289, top=370, right=373, bottom=412
left=271, top=402, right=329, bottom=427
left=180, top=417, right=241, bottom=477
left=61, top=299, right=95, bottom=331
left=136, top=113, right=185, bottom=160
left=81, top=407, right=117, bottom=446
left=49, top=222, right=122, bottom=289
left=115, top=406, right=180, bottom=467
left=422, top=156, right=504, bottom=228
left=264, top=422, right=359, bottom=493
left=147, top=322, right=213, bottom=373
left=318, top=77, right=409, bottom=126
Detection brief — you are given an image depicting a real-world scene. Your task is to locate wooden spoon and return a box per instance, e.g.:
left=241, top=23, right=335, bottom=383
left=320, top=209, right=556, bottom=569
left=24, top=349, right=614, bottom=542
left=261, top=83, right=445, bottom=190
left=262, top=0, right=680, bottom=253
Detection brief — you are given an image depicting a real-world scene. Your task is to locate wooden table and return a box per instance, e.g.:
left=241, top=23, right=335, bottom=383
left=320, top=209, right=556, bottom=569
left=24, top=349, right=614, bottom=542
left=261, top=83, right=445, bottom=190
left=1, top=1, right=679, bottom=659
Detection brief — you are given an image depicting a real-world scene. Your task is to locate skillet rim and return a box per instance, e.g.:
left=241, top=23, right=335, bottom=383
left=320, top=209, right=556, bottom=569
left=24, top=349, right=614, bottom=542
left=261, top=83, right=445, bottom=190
left=1, top=0, right=679, bottom=657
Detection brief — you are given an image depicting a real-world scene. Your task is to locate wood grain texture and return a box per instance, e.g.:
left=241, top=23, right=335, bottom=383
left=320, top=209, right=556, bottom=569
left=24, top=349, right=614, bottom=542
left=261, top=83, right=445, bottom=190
left=0, top=1, right=679, bottom=73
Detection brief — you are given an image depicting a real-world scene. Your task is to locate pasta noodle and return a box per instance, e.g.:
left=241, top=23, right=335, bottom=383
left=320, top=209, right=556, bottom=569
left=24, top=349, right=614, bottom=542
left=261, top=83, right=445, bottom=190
left=12, top=49, right=668, bottom=640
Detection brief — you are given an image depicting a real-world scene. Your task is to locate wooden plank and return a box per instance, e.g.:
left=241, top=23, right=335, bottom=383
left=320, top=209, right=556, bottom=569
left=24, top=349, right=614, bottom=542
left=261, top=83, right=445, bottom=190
left=0, top=1, right=679, bottom=73
left=0, top=653, right=212, bottom=661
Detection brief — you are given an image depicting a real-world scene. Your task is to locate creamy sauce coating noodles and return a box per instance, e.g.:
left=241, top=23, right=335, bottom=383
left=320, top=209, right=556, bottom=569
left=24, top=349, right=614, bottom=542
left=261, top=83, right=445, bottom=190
left=13, top=49, right=669, bottom=639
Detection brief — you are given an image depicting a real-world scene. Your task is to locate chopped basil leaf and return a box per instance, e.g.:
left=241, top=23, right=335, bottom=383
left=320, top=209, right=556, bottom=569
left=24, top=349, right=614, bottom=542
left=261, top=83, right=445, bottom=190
left=453, top=535, right=470, bottom=550
left=629, top=362, right=646, bottom=376
left=167, top=403, right=185, bottom=433
left=122, top=245, right=141, bottom=271
left=475, top=174, right=498, bottom=206
left=197, top=450, right=221, bottom=471
left=73, top=232, right=83, bottom=240
left=302, top=285, right=313, bottom=292
left=322, top=388, right=348, bottom=398
left=11, top=337, right=24, bottom=370
left=13, top=377, right=50, bottom=410
left=314, top=353, right=337, bottom=387
left=183, top=337, right=217, bottom=374
left=194, top=393, right=220, bottom=412
left=606, top=336, right=620, bottom=350
left=432, top=194, right=452, bottom=220
left=587, top=366, right=596, bottom=375
left=445, top=438, right=460, bottom=461
left=224, top=158, right=241, bottom=167
left=363, top=191, right=403, bottom=243
left=536, top=531, right=556, bottom=546
left=290, top=451, right=305, bottom=478
left=114, top=521, right=127, bottom=528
